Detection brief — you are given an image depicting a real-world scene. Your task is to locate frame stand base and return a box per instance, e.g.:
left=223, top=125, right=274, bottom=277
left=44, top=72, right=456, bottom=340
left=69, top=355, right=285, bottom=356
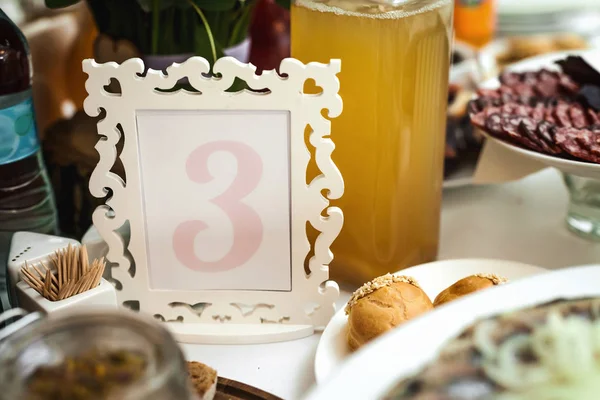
left=166, top=322, right=315, bottom=344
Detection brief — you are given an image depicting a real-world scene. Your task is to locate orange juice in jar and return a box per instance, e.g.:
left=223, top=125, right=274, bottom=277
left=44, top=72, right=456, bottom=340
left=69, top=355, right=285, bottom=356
left=292, top=0, right=452, bottom=286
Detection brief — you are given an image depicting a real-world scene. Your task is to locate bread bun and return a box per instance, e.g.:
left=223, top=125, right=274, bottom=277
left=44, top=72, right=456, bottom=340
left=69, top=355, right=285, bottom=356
left=187, top=361, right=217, bottom=400
left=346, top=274, right=433, bottom=351
left=433, top=273, right=507, bottom=307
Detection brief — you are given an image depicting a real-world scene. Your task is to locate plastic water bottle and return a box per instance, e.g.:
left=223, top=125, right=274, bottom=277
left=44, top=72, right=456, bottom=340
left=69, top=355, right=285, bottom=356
left=0, top=9, right=57, bottom=235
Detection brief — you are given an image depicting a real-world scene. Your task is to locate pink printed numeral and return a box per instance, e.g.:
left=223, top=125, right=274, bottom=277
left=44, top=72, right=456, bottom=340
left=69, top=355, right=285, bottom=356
left=173, top=141, right=264, bottom=272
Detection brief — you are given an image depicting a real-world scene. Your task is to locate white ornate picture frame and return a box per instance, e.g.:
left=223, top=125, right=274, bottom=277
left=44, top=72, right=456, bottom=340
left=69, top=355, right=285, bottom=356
left=82, top=56, right=343, bottom=344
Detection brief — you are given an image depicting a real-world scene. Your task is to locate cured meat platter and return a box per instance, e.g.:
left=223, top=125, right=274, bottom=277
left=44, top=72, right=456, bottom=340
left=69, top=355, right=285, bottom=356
left=469, top=49, right=600, bottom=179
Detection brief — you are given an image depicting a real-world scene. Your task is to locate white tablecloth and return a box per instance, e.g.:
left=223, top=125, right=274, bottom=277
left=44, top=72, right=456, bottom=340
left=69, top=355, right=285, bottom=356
left=182, top=168, right=600, bottom=400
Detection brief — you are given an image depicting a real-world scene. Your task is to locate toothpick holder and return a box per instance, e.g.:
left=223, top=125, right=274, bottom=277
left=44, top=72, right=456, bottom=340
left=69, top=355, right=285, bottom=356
left=15, top=278, right=117, bottom=315
left=7, top=232, right=80, bottom=302
left=7, top=231, right=118, bottom=315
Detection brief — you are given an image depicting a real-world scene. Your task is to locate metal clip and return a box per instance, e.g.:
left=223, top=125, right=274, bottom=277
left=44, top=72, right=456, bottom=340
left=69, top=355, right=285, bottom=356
left=0, top=308, right=43, bottom=343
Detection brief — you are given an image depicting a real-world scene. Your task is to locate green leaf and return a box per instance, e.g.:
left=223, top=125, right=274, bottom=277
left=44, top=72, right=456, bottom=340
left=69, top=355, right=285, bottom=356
left=174, top=0, right=193, bottom=9
left=202, top=10, right=230, bottom=46
left=44, top=0, right=80, bottom=8
left=228, top=3, right=254, bottom=47
left=190, top=0, right=237, bottom=11
left=193, top=16, right=219, bottom=60
left=226, top=77, right=249, bottom=93
left=274, top=0, right=290, bottom=9
left=137, top=0, right=182, bottom=12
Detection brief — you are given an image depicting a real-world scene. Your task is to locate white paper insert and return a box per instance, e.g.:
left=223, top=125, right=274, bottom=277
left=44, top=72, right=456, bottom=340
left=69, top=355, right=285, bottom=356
left=136, top=110, right=292, bottom=291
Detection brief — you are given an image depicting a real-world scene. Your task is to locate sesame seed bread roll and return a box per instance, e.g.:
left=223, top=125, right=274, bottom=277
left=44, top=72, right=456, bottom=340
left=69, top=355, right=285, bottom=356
left=346, top=274, right=433, bottom=351
left=187, top=361, right=217, bottom=400
left=433, top=273, right=507, bottom=307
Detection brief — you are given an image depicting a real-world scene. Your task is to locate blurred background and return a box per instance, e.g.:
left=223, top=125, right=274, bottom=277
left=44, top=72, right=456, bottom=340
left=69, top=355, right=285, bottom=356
left=1, top=0, right=291, bottom=239
left=2, top=0, right=600, bottom=239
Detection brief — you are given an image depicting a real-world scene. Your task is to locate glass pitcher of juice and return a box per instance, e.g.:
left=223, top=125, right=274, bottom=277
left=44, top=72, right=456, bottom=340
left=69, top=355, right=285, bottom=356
left=292, top=0, right=452, bottom=286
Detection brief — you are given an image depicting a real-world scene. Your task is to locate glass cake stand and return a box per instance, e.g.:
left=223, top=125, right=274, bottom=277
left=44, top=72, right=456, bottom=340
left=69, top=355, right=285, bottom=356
left=481, top=133, right=600, bottom=241
left=563, top=173, right=600, bottom=240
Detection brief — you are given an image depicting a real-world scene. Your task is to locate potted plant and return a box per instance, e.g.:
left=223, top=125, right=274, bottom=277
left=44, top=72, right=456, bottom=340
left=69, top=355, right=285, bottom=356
left=45, top=0, right=290, bottom=69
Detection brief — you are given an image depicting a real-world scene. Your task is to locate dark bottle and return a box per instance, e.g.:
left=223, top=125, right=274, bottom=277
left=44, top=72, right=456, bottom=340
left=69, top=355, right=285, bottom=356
left=0, top=9, right=57, bottom=235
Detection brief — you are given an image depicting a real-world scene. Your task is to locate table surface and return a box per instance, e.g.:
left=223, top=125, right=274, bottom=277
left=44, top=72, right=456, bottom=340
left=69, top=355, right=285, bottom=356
left=182, top=168, right=600, bottom=400
left=5, top=168, right=594, bottom=399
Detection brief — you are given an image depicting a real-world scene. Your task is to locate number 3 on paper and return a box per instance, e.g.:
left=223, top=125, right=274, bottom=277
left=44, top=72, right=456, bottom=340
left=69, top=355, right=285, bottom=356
left=173, top=141, right=264, bottom=272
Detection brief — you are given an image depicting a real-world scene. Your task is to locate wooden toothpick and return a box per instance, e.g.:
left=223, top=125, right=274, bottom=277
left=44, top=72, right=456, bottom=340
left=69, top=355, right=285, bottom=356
left=19, top=245, right=106, bottom=302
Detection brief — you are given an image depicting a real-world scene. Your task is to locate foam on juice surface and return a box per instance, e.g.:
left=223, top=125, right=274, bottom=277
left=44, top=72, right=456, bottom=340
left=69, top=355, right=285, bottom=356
left=294, top=0, right=452, bottom=19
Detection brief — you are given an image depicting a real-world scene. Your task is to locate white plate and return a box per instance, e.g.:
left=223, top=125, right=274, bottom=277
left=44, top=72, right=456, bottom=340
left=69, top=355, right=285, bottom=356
left=479, top=40, right=574, bottom=81
left=499, top=0, right=600, bottom=15
left=477, top=49, right=600, bottom=181
left=306, top=264, right=600, bottom=400
left=313, top=258, right=547, bottom=383
left=498, top=13, right=600, bottom=36
left=481, top=132, right=600, bottom=180
left=477, top=41, right=600, bottom=82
